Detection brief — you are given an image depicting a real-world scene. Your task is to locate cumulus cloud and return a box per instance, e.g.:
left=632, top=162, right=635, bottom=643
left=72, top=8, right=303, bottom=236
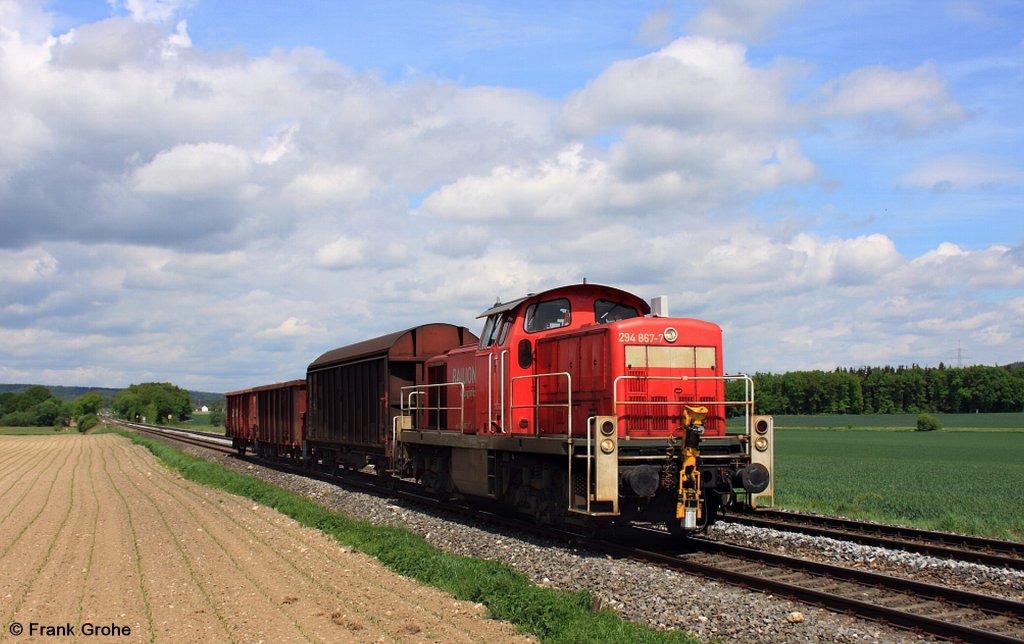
left=0, top=247, right=59, bottom=285
left=131, top=142, right=253, bottom=196
left=636, top=5, right=676, bottom=47
left=819, top=62, right=970, bottom=135
left=561, top=36, right=792, bottom=136
left=897, top=155, right=1024, bottom=191
left=110, top=0, right=195, bottom=23
left=314, top=235, right=367, bottom=269
left=686, top=0, right=809, bottom=41
left=285, top=164, right=375, bottom=208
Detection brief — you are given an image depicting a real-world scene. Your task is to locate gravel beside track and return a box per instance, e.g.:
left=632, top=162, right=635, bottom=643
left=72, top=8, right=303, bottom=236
left=175, top=444, right=1023, bottom=643
left=710, top=521, right=1024, bottom=603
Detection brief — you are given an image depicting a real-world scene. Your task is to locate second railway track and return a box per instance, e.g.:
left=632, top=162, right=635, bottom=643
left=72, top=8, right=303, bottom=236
left=723, top=508, right=1024, bottom=571
left=605, top=528, right=1024, bottom=643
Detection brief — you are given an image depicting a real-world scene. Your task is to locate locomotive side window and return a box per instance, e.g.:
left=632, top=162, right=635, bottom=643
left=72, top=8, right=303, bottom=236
left=497, top=314, right=513, bottom=344
left=479, top=314, right=512, bottom=348
left=595, top=300, right=640, bottom=323
left=478, top=315, right=497, bottom=349
left=524, top=298, right=571, bottom=332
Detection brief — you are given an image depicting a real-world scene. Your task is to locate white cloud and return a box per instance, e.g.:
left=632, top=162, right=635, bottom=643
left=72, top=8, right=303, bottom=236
left=898, top=155, right=1024, bottom=191
left=562, top=36, right=792, bottom=136
left=254, top=316, right=323, bottom=340
left=285, top=164, right=375, bottom=208
left=636, top=6, right=676, bottom=47
left=0, top=247, right=58, bottom=284
left=686, top=0, right=809, bottom=41
left=819, top=62, right=969, bottom=134
left=314, top=236, right=366, bottom=269
left=111, top=0, right=195, bottom=23
left=421, top=144, right=609, bottom=221
left=131, top=142, right=253, bottom=196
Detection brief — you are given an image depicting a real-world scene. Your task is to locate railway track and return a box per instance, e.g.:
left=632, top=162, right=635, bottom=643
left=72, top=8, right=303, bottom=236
left=111, top=419, right=1024, bottom=642
left=723, top=508, right=1024, bottom=571
left=106, top=418, right=235, bottom=455
left=604, top=528, right=1024, bottom=643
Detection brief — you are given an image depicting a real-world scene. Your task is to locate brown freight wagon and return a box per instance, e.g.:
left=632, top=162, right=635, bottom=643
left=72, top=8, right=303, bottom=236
left=224, top=387, right=256, bottom=455
left=306, top=323, right=476, bottom=471
left=251, top=379, right=307, bottom=460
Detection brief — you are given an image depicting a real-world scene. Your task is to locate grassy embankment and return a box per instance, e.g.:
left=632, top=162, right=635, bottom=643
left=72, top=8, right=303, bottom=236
left=771, top=412, right=1024, bottom=539
left=100, top=426, right=696, bottom=644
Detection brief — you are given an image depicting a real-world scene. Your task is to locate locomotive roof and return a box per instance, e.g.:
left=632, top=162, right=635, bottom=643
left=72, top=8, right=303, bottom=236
left=477, top=283, right=651, bottom=318
left=308, top=323, right=476, bottom=371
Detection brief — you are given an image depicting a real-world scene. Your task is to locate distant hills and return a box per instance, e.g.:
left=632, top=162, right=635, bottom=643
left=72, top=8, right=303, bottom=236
left=0, top=384, right=225, bottom=406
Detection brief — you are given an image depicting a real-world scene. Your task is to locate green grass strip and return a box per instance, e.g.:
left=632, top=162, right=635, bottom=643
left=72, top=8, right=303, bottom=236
left=99, top=428, right=696, bottom=643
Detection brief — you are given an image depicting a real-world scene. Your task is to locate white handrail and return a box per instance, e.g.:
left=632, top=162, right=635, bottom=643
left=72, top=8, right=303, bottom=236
left=510, top=371, right=572, bottom=436
left=400, top=382, right=466, bottom=432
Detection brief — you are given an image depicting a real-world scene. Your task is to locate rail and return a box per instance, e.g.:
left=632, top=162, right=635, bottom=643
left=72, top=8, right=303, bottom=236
left=598, top=527, right=1024, bottom=643
left=725, top=509, right=1024, bottom=571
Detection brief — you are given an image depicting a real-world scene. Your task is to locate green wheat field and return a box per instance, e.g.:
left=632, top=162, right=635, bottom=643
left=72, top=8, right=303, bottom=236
left=770, top=413, right=1024, bottom=539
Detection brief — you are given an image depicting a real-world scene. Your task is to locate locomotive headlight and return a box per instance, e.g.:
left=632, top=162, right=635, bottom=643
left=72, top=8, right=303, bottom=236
left=754, top=436, right=769, bottom=452
left=600, top=438, right=615, bottom=454
left=755, top=418, right=770, bottom=435
left=664, top=327, right=678, bottom=343
left=600, top=420, right=615, bottom=436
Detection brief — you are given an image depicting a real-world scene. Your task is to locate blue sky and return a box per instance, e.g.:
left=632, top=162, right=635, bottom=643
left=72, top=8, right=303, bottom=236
left=1, top=0, right=1022, bottom=391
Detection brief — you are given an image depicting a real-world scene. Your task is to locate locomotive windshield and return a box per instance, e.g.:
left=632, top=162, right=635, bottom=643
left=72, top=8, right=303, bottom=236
left=479, top=313, right=513, bottom=348
left=595, top=300, right=640, bottom=323
left=524, top=298, right=570, bottom=332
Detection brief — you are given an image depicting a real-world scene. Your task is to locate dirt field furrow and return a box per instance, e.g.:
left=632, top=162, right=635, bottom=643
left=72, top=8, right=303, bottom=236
left=13, top=438, right=95, bottom=626
left=0, top=445, right=50, bottom=495
left=112, top=439, right=506, bottom=643
left=77, top=439, right=146, bottom=637
left=1, top=434, right=532, bottom=644
left=110, top=443, right=314, bottom=643
left=0, top=439, right=66, bottom=547
left=104, top=438, right=237, bottom=642
left=114, top=445, right=525, bottom=643
left=0, top=438, right=81, bottom=625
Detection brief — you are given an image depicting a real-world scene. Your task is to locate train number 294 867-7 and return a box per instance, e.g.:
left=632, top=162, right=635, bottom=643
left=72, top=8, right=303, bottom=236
left=619, top=332, right=664, bottom=344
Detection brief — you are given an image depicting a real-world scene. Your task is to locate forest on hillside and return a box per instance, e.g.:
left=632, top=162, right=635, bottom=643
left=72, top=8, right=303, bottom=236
left=727, top=364, right=1024, bottom=416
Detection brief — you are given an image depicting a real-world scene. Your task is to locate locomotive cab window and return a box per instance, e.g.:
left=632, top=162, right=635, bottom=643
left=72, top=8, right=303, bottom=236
left=524, top=298, right=571, bottom=333
left=595, top=300, right=640, bottom=323
left=479, top=313, right=513, bottom=348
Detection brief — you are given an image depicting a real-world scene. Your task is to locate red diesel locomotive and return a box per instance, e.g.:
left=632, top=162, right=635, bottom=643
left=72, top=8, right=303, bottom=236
left=226, top=283, right=772, bottom=533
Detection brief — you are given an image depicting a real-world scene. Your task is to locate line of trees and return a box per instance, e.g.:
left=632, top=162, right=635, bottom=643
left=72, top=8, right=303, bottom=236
left=0, top=386, right=105, bottom=430
left=727, top=364, right=1024, bottom=416
left=111, top=382, right=192, bottom=425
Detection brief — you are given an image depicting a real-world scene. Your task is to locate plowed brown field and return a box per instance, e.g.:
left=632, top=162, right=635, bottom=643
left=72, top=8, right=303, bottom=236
left=0, top=435, right=532, bottom=643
